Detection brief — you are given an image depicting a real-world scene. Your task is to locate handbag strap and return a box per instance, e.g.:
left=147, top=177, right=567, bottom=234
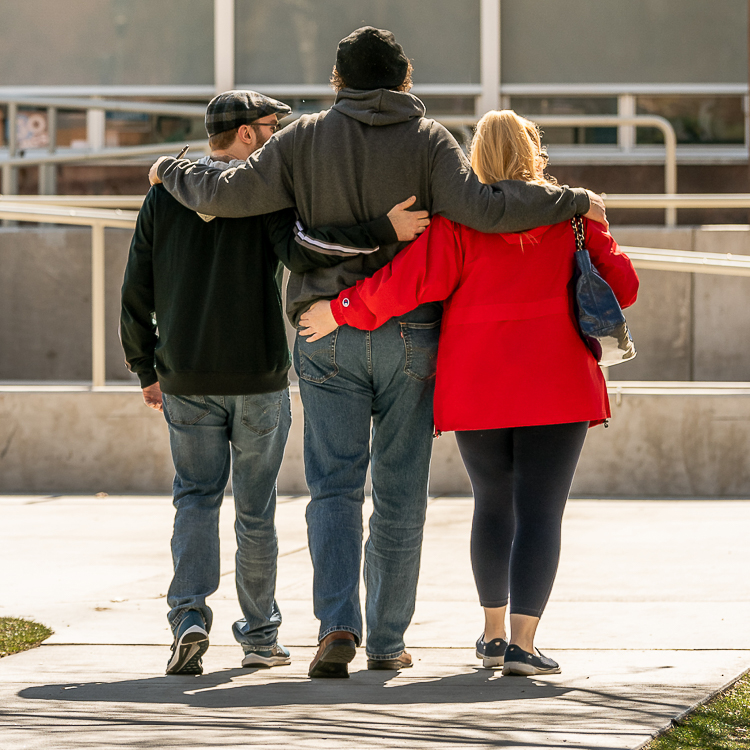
left=571, top=215, right=585, bottom=253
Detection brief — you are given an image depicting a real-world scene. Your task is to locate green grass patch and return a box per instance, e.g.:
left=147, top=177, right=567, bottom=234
left=0, top=617, right=53, bottom=657
left=646, top=671, right=750, bottom=749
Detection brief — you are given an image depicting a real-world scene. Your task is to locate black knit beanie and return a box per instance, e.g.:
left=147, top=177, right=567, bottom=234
left=335, top=26, right=409, bottom=90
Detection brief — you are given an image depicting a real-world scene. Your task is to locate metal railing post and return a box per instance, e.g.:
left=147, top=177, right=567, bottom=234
left=87, top=104, right=106, bottom=151
left=39, top=106, right=57, bottom=195
left=477, top=0, right=501, bottom=117
left=532, top=115, right=678, bottom=226
left=618, top=94, right=636, bottom=152
left=91, top=222, right=106, bottom=388
left=2, top=102, right=18, bottom=196
left=662, top=124, right=678, bottom=227
left=436, top=116, right=678, bottom=224
left=214, top=0, right=235, bottom=94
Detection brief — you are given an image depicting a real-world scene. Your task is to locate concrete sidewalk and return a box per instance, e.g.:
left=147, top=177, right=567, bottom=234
left=1, top=495, right=749, bottom=749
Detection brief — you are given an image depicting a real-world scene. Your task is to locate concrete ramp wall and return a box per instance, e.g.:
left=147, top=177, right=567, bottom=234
left=1, top=384, right=749, bottom=498
left=1, top=225, right=750, bottom=383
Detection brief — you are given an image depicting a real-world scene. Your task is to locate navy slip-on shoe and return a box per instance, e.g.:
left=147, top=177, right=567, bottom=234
left=502, top=644, right=561, bottom=676
left=475, top=633, right=509, bottom=669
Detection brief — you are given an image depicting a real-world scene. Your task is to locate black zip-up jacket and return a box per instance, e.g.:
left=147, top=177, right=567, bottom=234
left=120, top=183, right=394, bottom=395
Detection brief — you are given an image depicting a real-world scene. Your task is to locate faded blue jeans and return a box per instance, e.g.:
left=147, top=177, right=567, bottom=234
left=294, top=305, right=440, bottom=659
left=163, top=389, right=291, bottom=653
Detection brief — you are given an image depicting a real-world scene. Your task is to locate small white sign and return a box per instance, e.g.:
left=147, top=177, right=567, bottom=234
left=17, top=111, right=49, bottom=149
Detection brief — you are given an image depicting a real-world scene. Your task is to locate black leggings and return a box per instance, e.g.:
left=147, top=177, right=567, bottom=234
left=455, top=422, right=589, bottom=618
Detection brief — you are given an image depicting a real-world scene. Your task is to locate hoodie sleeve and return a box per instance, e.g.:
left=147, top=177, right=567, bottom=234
left=427, top=122, right=591, bottom=233
left=330, top=215, right=463, bottom=330
left=120, top=190, right=158, bottom=388
left=157, top=131, right=296, bottom=217
left=264, top=209, right=397, bottom=274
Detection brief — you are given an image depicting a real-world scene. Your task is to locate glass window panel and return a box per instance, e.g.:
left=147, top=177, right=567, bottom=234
left=636, top=96, right=745, bottom=145
left=56, top=111, right=88, bottom=148
left=420, top=97, right=476, bottom=116
left=235, top=0, right=480, bottom=86
left=103, top=112, right=205, bottom=148
left=510, top=97, right=618, bottom=145
left=501, top=0, right=746, bottom=85
left=0, top=0, right=213, bottom=86
left=276, top=98, right=336, bottom=118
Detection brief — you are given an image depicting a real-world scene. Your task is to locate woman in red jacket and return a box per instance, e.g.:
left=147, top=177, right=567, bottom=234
left=299, top=110, right=639, bottom=676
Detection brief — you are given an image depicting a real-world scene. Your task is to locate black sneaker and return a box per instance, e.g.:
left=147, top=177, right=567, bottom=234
left=502, top=644, right=560, bottom=676
left=475, top=633, right=508, bottom=669
left=166, top=610, right=209, bottom=675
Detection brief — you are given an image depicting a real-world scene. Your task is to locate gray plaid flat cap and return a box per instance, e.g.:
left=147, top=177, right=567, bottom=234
left=205, top=90, right=292, bottom=137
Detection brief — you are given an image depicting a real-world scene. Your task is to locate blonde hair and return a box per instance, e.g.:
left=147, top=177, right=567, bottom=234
left=470, top=110, right=556, bottom=187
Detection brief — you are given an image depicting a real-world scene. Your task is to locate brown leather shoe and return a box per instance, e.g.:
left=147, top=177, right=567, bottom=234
left=367, top=650, right=413, bottom=670
left=308, top=631, right=357, bottom=678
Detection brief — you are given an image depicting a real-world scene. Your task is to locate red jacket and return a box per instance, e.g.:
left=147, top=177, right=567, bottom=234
left=331, top=215, right=639, bottom=432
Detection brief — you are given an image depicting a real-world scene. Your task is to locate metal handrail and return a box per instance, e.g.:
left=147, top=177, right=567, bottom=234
left=603, top=194, right=750, bottom=209
left=1, top=104, right=677, bottom=221
left=0, top=195, right=145, bottom=209
left=3, top=192, right=750, bottom=215
left=0, top=140, right=210, bottom=168
left=0, top=200, right=138, bottom=227
left=1, top=83, right=745, bottom=97
left=0, top=202, right=139, bottom=388
left=0, top=96, right=207, bottom=118
left=4, top=193, right=750, bottom=212
left=625, top=247, right=750, bottom=276
left=1, top=200, right=748, bottom=388
left=439, top=114, right=679, bottom=225
left=0, top=95, right=209, bottom=195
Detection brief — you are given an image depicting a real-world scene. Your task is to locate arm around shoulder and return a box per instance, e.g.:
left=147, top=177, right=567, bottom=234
left=157, top=133, right=296, bottom=218
left=265, top=209, right=394, bottom=274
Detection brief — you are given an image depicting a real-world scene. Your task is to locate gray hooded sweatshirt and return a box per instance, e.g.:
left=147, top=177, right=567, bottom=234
left=158, top=89, right=590, bottom=325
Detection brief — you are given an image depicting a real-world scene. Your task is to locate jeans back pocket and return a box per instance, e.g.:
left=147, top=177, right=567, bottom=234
left=401, top=320, right=440, bottom=382
left=296, top=328, right=339, bottom=384
left=241, top=391, right=283, bottom=436
left=163, top=394, right=211, bottom=425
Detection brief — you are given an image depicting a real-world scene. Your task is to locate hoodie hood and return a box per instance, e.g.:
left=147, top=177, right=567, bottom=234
left=332, top=88, right=426, bottom=127
left=198, top=154, right=246, bottom=169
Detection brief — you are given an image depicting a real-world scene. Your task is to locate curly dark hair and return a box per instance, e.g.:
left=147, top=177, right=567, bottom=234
left=330, top=61, right=414, bottom=93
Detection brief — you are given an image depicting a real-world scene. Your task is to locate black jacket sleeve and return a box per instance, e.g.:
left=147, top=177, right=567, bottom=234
left=120, top=189, right=159, bottom=388
left=263, top=209, right=398, bottom=274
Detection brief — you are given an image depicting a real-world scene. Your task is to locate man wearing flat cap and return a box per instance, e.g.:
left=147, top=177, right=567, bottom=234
left=150, top=28, right=606, bottom=678
left=123, top=89, right=420, bottom=675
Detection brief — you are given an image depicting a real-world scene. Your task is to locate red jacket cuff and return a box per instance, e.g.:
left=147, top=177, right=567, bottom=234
left=330, top=297, right=347, bottom=326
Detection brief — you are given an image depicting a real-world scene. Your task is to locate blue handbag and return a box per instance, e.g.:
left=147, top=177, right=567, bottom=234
left=572, top=216, right=636, bottom=367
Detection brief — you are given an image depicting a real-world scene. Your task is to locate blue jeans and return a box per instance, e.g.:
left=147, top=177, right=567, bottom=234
left=294, top=306, right=440, bottom=659
left=163, top=389, right=291, bottom=653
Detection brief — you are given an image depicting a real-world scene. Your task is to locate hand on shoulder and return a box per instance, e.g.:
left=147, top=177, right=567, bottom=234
left=583, top=190, right=608, bottom=229
left=148, top=156, right=171, bottom=186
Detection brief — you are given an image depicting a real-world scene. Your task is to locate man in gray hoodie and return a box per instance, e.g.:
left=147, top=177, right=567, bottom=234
left=150, top=27, right=605, bottom=678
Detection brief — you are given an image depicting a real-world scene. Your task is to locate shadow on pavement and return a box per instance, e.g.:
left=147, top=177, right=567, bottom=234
left=18, top=666, right=572, bottom=708
left=9, top=669, right=702, bottom=749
